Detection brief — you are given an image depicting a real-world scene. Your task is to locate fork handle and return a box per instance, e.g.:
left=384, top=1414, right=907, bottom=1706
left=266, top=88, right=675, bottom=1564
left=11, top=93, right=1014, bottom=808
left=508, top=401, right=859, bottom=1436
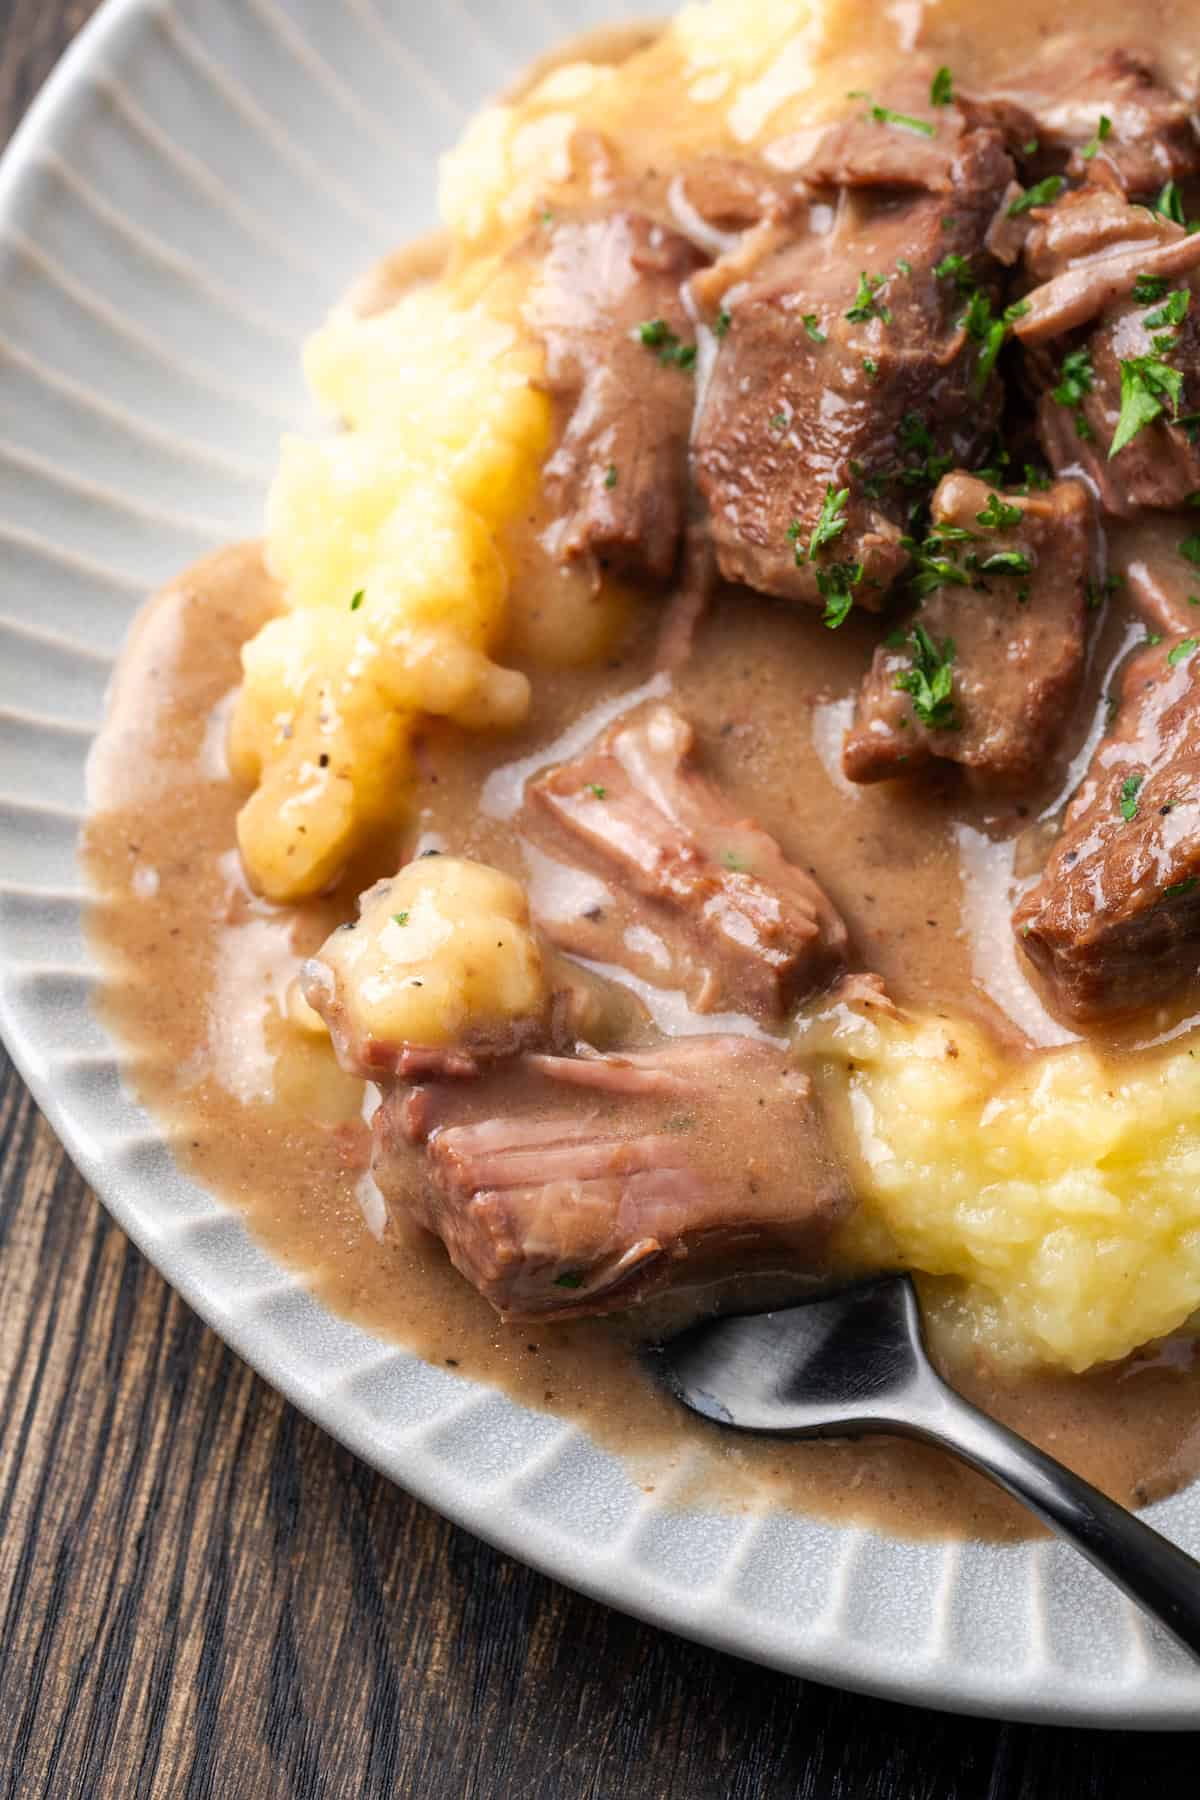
left=906, top=1378, right=1200, bottom=1659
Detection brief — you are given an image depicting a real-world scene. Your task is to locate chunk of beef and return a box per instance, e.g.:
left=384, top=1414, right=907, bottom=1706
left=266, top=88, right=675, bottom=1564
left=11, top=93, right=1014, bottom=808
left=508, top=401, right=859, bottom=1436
left=692, top=123, right=1014, bottom=611
left=1006, top=50, right=1200, bottom=198
left=1013, top=639, right=1200, bottom=1018
left=528, top=702, right=848, bottom=1017
left=1015, top=187, right=1200, bottom=515
left=525, top=211, right=707, bottom=584
left=843, top=473, right=1091, bottom=784
left=1114, top=516, right=1200, bottom=637
left=374, top=1037, right=852, bottom=1320
left=802, top=91, right=1023, bottom=192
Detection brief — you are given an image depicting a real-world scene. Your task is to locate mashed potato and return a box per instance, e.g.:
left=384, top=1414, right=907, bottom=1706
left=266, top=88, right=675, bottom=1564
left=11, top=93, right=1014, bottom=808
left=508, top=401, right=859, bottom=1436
left=804, top=996, right=1200, bottom=1371
left=229, top=272, right=550, bottom=901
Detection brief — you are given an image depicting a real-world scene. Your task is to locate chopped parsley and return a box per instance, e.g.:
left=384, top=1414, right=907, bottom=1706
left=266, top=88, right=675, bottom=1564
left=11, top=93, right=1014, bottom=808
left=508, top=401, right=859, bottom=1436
left=1119, top=774, right=1144, bottom=822
left=895, top=257, right=913, bottom=277
left=977, top=548, right=1032, bottom=576
left=930, top=65, right=954, bottom=106
left=1168, top=637, right=1198, bottom=666
left=349, top=589, right=365, bottom=611
left=868, top=101, right=935, bottom=136
left=584, top=782, right=607, bottom=799
left=391, top=911, right=410, bottom=927
left=1008, top=175, right=1065, bottom=216
left=797, top=483, right=850, bottom=559
left=817, top=560, right=863, bottom=629
left=770, top=411, right=790, bottom=432
left=1110, top=355, right=1184, bottom=457
left=714, top=307, right=732, bottom=339
left=934, top=251, right=975, bottom=292
left=722, top=850, right=749, bottom=871
left=862, top=356, right=878, bottom=378
left=1145, top=288, right=1192, bottom=332
left=634, top=318, right=696, bottom=369
left=802, top=313, right=827, bottom=343
left=1165, top=878, right=1199, bottom=899
left=1052, top=346, right=1095, bottom=438
left=1133, top=272, right=1171, bottom=304
left=846, top=271, right=891, bottom=324
left=1080, top=114, right=1112, bottom=160
left=976, top=492, right=1023, bottom=530
left=604, top=464, right=618, bottom=489
left=1181, top=536, right=1200, bottom=565
left=1022, top=137, right=1039, bottom=156
left=894, top=624, right=959, bottom=729
left=1086, top=574, right=1121, bottom=610
left=554, top=1271, right=584, bottom=1289
left=1154, top=180, right=1187, bottom=226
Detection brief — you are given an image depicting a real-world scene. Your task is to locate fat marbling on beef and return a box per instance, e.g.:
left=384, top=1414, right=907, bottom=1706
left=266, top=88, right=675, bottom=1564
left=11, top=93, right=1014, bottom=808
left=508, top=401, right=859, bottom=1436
left=691, top=103, right=1016, bottom=614
left=1014, top=637, right=1200, bottom=1018
left=843, top=472, right=1091, bottom=784
left=525, top=211, right=706, bottom=584
left=528, top=701, right=848, bottom=1018
left=373, top=1035, right=852, bottom=1321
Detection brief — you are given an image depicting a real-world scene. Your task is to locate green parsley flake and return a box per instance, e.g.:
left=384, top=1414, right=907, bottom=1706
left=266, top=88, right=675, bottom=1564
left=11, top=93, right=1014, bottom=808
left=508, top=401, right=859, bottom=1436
left=1145, top=289, right=1192, bottom=330
left=1008, top=176, right=1066, bottom=216
left=1165, top=878, right=1199, bottom=900
left=802, top=313, right=827, bottom=343
left=714, top=307, right=732, bottom=339
left=846, top=272, right=891, bottom=324
left=807, top=484, right=850, bottom=557
left=349, top=589, right=365, bottom=611
left=869, top=102, right=935, bottom=136
left=585, top=783, right=607, bottom=799
left=1181, top=536, right=1200, bottom=566
left=1133, top=273, right=1171, bottom=304
left=770, top=411, right=789, bottom=432
left=895, top=258, right=913, bottom=277
left=391, top=911, right=410, bottom=926
left=554, top=1271, right=584, bottom=1289
left=1080, top=114, right=1112, bottom=160
left=817, top=560, right=863, bottom=629
left=930, top=65, right=954, bottom=106
left=1110, top=355, right=1184, bottom=457
left=604, top=464, right=618, bottom=489
left=722, top=850, right=749, bottom=871
left=634, top=318, right=696, bottom=369
left=935, top=251, right=974, bottom=292
left=978, top=549, right=1033, bottom=576
left=894, top=624, right=959, bottom=729
left=1168, top=637, right=1198, bottom=666
left=1155, top=180, right=1187, bottom=225
left=976, top=492, right=1023, bottom=530
left=862, top=356, right=878, bottom=378
left=1119, top=774, right=1144, bottom=822
left=1052, top=347, right=1095, bottom=438
left=1022, top=137, right=1039, bottom=156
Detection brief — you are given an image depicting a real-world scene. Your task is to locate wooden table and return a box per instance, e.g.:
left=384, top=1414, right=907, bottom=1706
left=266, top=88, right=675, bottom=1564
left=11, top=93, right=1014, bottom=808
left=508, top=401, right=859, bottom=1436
left=1, top=6, right=1198, bottom=1793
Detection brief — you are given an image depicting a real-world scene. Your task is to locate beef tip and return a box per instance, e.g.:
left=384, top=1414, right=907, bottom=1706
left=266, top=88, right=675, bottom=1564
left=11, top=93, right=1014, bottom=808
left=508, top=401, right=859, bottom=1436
left=374, top=1036, right=852, bottom=1321
left=527, top=702, right=848, bottom=1018
left=1014, top=186, right=1200, bottom=516
left=1114, top=516, right=1200, bottom=638
left=802, top=89, right=1026, bottom=192
left=1008, top=50, right=1200, bottom=198
left=692, top=122, right=1014, bottom=613
left=1013, top=637, right=1200, bottom=1018
left=843, top=472, right=1091, bottom=784
left=524, top=211, right=707, bottom=584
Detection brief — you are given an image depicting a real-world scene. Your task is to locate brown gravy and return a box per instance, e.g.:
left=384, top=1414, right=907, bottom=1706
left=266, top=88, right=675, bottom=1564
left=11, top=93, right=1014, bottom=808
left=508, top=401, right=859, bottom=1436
left=81, top=2, right=1200, bottom=1544
left=83, top=544, right=1200, bottom=1543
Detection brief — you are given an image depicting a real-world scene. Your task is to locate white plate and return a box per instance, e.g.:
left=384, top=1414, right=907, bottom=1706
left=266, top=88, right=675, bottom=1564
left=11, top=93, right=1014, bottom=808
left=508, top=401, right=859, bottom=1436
left=1, top=0, right=1198, bottom=1727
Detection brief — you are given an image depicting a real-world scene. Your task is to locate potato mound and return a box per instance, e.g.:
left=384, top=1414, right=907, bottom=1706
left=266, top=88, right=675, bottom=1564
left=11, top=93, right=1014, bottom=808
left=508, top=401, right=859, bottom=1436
left=807, top=999, right=1200, bottom=1371
left=229, top=272, right=550, bottom=901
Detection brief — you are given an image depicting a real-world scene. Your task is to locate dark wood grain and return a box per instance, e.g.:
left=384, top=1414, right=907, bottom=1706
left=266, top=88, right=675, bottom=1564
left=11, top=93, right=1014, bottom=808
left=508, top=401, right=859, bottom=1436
left=1, top=7, right=1199, bottom=1795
